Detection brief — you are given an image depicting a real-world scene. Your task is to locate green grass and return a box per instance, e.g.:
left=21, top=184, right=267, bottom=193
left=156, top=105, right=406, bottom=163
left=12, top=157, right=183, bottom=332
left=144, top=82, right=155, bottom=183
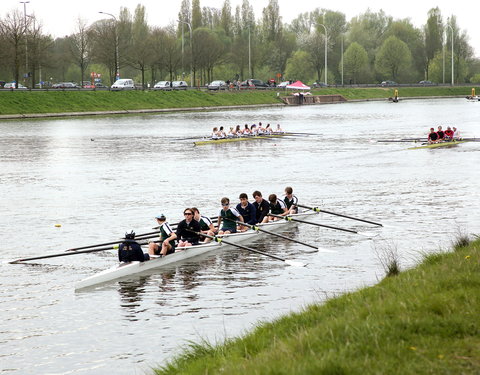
left=0, top=86, right=474, bottom=116
left=153, top=238, right=480, bottom=375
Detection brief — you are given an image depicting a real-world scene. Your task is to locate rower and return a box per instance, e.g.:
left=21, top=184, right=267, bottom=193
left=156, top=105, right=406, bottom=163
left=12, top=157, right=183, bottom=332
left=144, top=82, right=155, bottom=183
left=227, top=127, right=236, bottom=138
left=217, top=197, right=244, bottom=235
left=235, top=125, right=243, bottom=136
left=284, top=186, right=298, bottom=214
left=192, top=207, right=216, bottom=243
left=236, top=193, right=257, bottom=227
left=252, top=190, right=270, bottom=224
left=149, top=214, right=177, bottom=257
left=258, top=122, right=266, bottom=134
left=265, top=124, right=272, bottom=134
left=444, top=126, right=454, bottom=140
left=118, top=231, right=150, bottom=262
left=427, top=127, right=438, bottom=144
left=211, top=127, right=219, bottom=139
left=250, top=124, right=258, bottom=136
left=264, top=193, right=288, bottom=222
left=218, top=126, right=227, bottom=138
left=176, top=208, right=201, bottom=247
left=243, top=124, right=251, bottom=135
left=437, top=125, right=445, bottom=141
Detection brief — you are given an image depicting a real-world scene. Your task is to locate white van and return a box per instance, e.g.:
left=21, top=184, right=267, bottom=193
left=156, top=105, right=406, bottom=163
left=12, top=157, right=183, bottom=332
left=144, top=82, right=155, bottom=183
left=111, top=79, right=135, bottom=91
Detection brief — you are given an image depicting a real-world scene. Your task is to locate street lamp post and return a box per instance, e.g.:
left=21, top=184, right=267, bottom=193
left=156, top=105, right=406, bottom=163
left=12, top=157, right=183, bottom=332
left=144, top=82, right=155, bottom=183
left=445, top=23, right=454, bottom=86
left=178, top=20, right=193, bottom=87
left=20, top=1, right=30, bottom=88
left=319, top=24, right=328, bottom=86
left=341, top=34, right=344, bottom=86
left=248, top=26, right=251, bottom=78
left=99, top=11, right=119, bottom=82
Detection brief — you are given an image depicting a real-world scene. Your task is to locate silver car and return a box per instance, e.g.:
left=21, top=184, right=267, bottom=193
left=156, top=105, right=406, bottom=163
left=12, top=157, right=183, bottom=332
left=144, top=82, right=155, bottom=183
left=153, top=81, right=171, bottom=90
left=172, top=81, right=188, bottom=90
left=207, top=80, right=227, bottom=90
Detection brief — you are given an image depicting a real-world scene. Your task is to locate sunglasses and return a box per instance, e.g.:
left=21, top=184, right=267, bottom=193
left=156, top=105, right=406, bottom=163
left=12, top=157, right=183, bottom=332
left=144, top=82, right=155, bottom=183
left=184, top=212, right=193, bottom=216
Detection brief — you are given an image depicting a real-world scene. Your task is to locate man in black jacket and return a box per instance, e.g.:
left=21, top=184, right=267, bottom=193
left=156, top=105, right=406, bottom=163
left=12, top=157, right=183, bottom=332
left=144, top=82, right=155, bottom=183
left=176, top=208, right=201, bottom=248
left=118, top=231, right=149, bottom=262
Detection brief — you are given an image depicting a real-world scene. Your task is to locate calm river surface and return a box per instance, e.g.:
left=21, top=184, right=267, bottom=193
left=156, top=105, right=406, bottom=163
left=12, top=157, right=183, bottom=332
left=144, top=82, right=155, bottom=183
left=1, top=98, right=479, bottom=374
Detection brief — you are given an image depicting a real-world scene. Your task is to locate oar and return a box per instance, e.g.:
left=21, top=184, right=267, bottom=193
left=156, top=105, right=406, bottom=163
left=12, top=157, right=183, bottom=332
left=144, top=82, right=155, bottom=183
left=226, top=219, right=319, bottom=252
left=268, top=214, right=378, bottom=238
left=375, top=139, right=421, bottom=143
left=298, top=204, right=383, bottom=227
left=152, top=216, right=218, bottom=230
left=187, top=230, right=306, bottom=267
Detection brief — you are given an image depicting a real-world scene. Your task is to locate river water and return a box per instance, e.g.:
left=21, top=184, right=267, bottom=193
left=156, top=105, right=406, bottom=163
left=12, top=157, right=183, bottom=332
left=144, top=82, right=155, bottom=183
left=1, top=98, right=479, bottom=374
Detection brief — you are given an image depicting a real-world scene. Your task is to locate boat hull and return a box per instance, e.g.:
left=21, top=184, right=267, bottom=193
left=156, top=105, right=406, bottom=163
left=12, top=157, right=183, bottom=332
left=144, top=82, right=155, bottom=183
left=408, top=140, right=467, bottom=150
left=194, top=134, right=286, bottom=146
left=75, top=211, right=316, bottom=290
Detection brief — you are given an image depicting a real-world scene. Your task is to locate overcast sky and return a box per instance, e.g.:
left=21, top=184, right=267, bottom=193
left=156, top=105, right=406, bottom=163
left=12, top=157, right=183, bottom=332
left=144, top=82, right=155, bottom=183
left=2, top=0, right=478, bottom=56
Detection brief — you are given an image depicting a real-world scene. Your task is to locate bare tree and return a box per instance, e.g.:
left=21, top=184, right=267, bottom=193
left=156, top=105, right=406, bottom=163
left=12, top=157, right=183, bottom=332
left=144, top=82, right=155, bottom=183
left=0, top=10, right=28, bottom=88
left=69, top=18, right=90, bottom=87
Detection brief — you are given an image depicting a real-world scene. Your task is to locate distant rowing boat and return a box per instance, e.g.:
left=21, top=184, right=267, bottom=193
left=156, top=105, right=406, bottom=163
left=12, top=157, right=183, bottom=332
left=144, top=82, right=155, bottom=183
left=194, top=133, right=287, bottom=146
left=408, top=140, right=467, bottom=150
left=75, top=211, right=317, bottom=290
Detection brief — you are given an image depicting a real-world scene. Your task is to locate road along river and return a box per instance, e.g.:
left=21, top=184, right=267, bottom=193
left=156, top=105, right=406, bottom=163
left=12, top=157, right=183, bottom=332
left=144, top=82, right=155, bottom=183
left=0, top=98, right=479, bottom=374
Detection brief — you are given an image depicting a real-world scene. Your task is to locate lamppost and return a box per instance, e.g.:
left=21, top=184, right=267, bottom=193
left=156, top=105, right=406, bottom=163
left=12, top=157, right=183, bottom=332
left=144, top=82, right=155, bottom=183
left=319, top=24, right=328, bottom=86
left=178, top=20, right=193, bottom=87
left=340, top=34, right=344, bottom=86
left=99, top=11, right=119, bottom=82
left=248, top=26, right=251, bottom=78
left=445, top=23, right=454, bottom=86
left=20, top=1, right=30, bottom=88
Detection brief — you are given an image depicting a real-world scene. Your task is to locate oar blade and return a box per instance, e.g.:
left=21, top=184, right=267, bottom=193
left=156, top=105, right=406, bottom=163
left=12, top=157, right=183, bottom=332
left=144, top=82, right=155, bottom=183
left=357, top=231, right=380, bottom=238
left=285, top=260, right=307, bottom=267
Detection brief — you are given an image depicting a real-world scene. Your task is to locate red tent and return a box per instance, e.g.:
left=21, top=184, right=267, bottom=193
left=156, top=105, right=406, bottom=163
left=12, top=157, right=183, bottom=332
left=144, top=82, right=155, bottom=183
left=286, top=81, right=311, bottom=90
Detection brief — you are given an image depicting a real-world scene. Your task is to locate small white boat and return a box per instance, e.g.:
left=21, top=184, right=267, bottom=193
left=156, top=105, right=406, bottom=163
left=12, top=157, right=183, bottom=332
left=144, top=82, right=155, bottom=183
left=75, top=211, right=317, bottom=290
left=466, top=95, right=480, bottom=101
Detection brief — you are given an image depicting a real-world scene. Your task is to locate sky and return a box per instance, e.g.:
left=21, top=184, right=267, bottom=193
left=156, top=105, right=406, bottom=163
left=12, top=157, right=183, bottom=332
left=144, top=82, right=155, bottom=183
left=2, top=0, right=478, bottom=56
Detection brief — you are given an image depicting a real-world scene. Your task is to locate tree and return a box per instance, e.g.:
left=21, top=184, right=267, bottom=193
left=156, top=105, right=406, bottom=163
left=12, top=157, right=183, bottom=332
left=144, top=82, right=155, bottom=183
left=192, top=28, right=226, bottom=83
left=342, top=42, right=368, bottom=84
left=0, top=10, right=27, bottom=88
left=89, top=19, right=117, bottom=83
left=424, top=8, right=443, bottom=79
left=220, top=0, right=233, bottom=36
left=375, top=36, right=412, bottom=80
left=303, top=31, right=326, bottom=83
left=285, top=50, right=314, bottom=82
left=192, top=0, right=203, bottom=30
left=69, top=18, right=90, bottom=87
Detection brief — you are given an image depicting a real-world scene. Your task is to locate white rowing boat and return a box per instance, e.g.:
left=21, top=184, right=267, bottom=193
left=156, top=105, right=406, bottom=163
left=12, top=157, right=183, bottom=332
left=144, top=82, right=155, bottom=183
left=75, top=211, right=317, bottom=290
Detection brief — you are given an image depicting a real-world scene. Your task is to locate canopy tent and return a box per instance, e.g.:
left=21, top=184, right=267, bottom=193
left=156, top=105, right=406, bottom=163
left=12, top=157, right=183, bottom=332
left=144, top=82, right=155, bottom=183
left=286, top=81, right=311, bottom=90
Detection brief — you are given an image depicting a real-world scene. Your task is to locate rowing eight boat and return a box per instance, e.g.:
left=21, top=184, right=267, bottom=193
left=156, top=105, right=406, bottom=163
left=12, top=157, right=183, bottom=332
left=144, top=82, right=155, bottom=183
left=194, top=133, right=287, bottom=146
left=75, top=211, right=317, bottom=290
left=408, top=140, right=467, bottom=150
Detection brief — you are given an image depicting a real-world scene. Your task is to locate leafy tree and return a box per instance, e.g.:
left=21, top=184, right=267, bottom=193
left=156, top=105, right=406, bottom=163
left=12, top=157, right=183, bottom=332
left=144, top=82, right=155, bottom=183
left=220, top=0, right=233, bottom=36
left=69, top=18, right=90, bottom=87
left=192, top=0, right=203, bottom=30
left=303, top=31, right=326, bottom=83
left=424, top=8, right=443, bottom=79
left=88, top=20, right=117, bottom=83
left=285, top=50, right=314, bottom=82
left=342, top=42, right=368, bottom=84
left=375, top=36, right=412, bottom=80
left=0, top=10, right=27, bottom=87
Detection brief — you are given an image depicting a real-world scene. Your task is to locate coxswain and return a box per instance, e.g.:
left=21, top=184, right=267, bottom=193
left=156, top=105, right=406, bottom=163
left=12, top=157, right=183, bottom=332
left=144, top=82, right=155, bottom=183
left=149, top=214, right=177, bottom=257
left=217, top=197, right=244, bottom=235
left=192, top=207, right=216, bottom=243
left=452, top=126, right=460, bottom=140
left=275, top=124, right=284, bottom=133
left=264, top=193, right=288, bottom=223
left=427, top=127, right=438, bottom=144
left=118, top=231, right=150, bottom=262
left=436, top=125, right=445, bottom=141
left=236, top=193, right=257, bottom=227
left=444, top=126, right=454, bottom=140
left=284, top=186, right=299, bottom=214
left=252, top=190, right=270, bottom=224
left=176, top=208, right=201, bottom=247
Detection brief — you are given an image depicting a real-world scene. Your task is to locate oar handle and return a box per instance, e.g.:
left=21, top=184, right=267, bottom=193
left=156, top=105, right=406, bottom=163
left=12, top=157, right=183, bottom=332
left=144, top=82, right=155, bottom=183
left=297, top=204, right=383, bottom=227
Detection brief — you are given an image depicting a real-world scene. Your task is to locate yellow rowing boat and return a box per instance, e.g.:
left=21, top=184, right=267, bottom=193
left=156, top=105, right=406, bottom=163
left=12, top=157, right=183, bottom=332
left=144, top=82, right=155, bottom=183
left=408, top=140, right=467, bottom=150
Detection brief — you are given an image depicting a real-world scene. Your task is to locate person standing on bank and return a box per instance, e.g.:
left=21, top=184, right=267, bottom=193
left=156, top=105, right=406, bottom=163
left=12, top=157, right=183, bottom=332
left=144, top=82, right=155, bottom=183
left=149, top=214, right=176, bottom=257
left=176, top=208, right=201, bottom=247
left=119, top=231, right=150, bottom=262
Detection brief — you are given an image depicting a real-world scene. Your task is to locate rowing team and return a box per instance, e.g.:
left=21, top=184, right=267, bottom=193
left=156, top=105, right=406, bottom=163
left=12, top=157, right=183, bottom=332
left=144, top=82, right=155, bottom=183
left=428, top=125, right=459, bottom=144
left=118, top=187, right=299, bottom=263
left=212, top=122, right=284, bottom=139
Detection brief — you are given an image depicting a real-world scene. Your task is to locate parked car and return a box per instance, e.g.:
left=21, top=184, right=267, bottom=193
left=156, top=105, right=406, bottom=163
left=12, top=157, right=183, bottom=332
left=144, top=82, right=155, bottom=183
left=239, top=79, right=269, bottom=89
left=207, top=80, right=227, bottom=90
left=171, top=80, right=188, bottom=90
left=52, top=82, right=78, bottom=89
left=419, top=80, right=434, bottom=85
left=312, top=81, right=329, bottom=88
left=153, top=81, right=172, bottom=90
left=0, top=81, right=6, bottom=88
left=81, top=81, right=95, bottom=88
left=277, top=81, right=291, bottom=88
left=111, top=78, right=135, bottom=91
left=381, top=80, right=397, bottom=87
left=95, top=82, right=109, bottom=89
left=3, top=82, right=27, bottom=89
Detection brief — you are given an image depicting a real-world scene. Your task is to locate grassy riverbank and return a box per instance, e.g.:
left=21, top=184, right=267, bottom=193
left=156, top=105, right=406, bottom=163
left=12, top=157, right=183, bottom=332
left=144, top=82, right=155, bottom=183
left=0, top=86, right=473, bottom=116
left=153, top=237, right=480, bottom=375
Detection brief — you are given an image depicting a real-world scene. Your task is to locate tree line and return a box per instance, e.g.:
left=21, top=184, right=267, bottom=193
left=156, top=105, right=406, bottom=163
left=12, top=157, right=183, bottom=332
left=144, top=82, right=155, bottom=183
left=1, top=0, right=479, bottom=89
